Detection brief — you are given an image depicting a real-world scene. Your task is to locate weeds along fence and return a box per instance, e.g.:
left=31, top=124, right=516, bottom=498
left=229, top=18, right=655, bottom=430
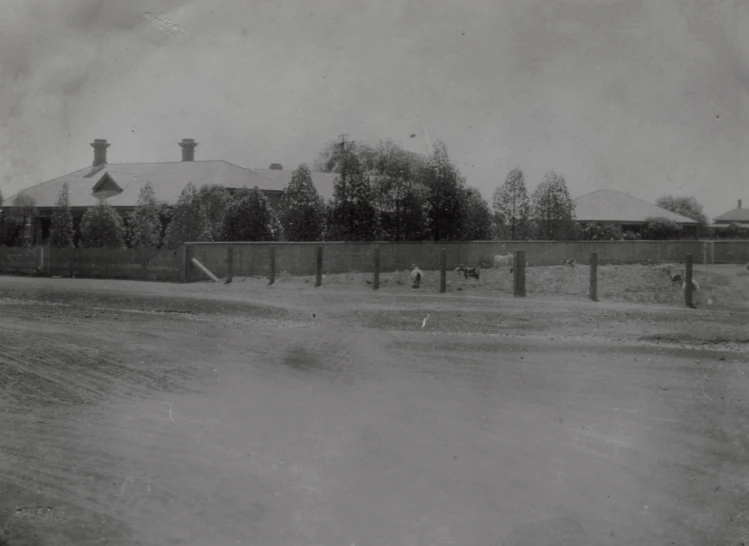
left=184, top=240, right=749, bottom=282
left=0, top=246, right=183, bottom=281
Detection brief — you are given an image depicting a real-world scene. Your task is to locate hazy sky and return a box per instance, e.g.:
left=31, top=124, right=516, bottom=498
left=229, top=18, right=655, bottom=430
left=1, top=0, right=747, bottom=218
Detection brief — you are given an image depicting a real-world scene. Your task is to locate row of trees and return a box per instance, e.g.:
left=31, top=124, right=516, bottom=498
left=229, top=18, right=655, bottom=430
left=1, top=139, right=740, bottom=248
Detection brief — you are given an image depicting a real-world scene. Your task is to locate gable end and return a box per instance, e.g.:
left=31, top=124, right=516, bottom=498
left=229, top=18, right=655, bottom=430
left=91, top=173, right=123, bottom=199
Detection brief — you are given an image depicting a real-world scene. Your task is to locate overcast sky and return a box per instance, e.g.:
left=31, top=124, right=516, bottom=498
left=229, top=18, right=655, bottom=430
left=1, top=0, right=747, bottom=218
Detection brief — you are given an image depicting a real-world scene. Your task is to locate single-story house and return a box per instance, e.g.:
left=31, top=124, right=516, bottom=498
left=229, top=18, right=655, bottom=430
left=1, top=138, right=337, bottom=245
left=573, top=189, right=699, bottom=237
left=712, top=199, right=749, bottom=229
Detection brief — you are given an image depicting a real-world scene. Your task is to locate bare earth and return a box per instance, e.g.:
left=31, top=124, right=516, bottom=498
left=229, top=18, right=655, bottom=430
left=1, top=274, right=748, bottom=546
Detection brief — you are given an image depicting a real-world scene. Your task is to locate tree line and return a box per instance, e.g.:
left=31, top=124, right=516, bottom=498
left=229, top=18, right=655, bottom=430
left=0, top=139, right=738, bottom=248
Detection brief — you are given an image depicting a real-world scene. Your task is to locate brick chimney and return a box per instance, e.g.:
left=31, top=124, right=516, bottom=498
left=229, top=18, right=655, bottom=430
left=269, top=163, right=283, bottom=170
left=91, top=139, right=110, bottom=167
left=179, top=138, right=198, bottom=161
left=739, top=199, right=743, bottom=209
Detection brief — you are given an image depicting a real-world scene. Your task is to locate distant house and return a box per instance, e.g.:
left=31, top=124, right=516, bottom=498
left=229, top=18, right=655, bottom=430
left=1, top=139, right=336, bottom=245
left=712, top=199, right=749, bottom=228
left=573, top=189, right=699, bottom=237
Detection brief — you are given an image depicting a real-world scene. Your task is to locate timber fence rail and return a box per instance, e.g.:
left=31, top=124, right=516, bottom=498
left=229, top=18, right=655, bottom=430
left=0, top=246, right=183, bottom=281
left=1, top=242, right=747, bottom=304
left=182, top=240, right=749, bottom=282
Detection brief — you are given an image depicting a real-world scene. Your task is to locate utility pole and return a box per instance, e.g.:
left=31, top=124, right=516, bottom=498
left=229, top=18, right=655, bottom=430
left=339, top=133, right=351, bottom=240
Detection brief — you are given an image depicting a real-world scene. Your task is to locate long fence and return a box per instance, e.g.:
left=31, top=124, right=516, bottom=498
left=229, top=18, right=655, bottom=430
left=184, top=240, right=749, bottom=282
left=0, top=246, right=183, bottom=281
left=0, top=240, right=747, bottom=283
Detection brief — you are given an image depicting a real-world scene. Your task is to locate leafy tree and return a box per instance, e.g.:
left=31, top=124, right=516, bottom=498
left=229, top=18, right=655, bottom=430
left=370, top=141, right=429, bottom=241
left=49, top=183, right=74, bottom=248
left=493, top=168, right=531, bottom=240
left=314, top=139, right=379, bottom=174
left=156, top=203, right=174, bottom=248
left=79, top=199, right=127, bottom=248
left=163, top=183, right=213, bottom=249
left=11, top=193, right=37, bottom=246
left=128, top=182, right=162, bottom=248
left=643, top=216, right=683, bottom=240
left=326, top=150, right=378, bottom=241
left=461, top=187, right=494, bottom=240
left=197, top=184, right=231, bottom=241
left=531, top=171, right=577, bottom=240
left=655, top=195, right=708, bottom=225
left=221, top=186, right=283, bottom=241
left=655, top=194, right=707, bottom=237
left=277, top=164, right=326, bottom=241
left=421, top=141, right=466, bottom=241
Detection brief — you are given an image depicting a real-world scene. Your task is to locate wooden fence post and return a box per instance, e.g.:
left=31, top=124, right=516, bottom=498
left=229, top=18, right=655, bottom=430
left=685, top=254, right=694, bottom=308
left=141, top=247, right=149, bottom=276
left=315, top=246, right=323, bottom=287
left=589, top=251, right=598, bottom=302
left=439, top=249, right=447, bottom=293
left=513, top=250, right=526, bottom=297
left=268, top=246, right=276, bottom=285
left=181, top=244, right=190, bottom=283
left=226, top=247, right=234, bottom=283
left=373, top=247, right=380, bottom=290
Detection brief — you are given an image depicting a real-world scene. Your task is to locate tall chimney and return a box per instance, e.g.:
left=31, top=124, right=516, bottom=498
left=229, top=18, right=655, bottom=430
left=739, top=199, right=743, bottom=209
left=91, top=139, right=110, bottom=167
left=179, top=138, right=198, bottom=161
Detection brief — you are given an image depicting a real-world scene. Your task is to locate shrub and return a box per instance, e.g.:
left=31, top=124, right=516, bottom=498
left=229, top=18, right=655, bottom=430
left=643, top=217, right=683, bottom=240
left=221, top=186, right=283, bottom=241
left=79, top=200, right=127, bottom=248
left=163, top=183, right=213, bottom=249
left=49, top=183, right=75, bottom=248
left=128, top=182, right=162, bottom=248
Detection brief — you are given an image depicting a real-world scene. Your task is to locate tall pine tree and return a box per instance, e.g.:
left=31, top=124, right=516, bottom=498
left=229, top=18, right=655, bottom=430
left=79, top=199, right=127, bottom=248
left=197, top=184, right=232, bottom=241
left=128, top=182, right=162, bottom=248
left=221, top=186, right=283, bottom=241
left=49, top=183, right=74, bottom=248
left=460, top=187, right=494, bottom=240
left=492, top=168, right=531, bottom=240
left=422, top=141, right=465, bottom=241
left=163, top=183, right=213, bottom=249
left=531, top=171, right=577, bottom=240
left=326, top=148, right=378, bottom=241
left=278, top=164, right=326, bottom=241
left=370, top=140, right=429, bottom=241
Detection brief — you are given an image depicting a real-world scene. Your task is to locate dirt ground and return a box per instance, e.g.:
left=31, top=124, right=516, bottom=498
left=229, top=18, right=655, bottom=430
left=1, top=275, right=748, bottom=545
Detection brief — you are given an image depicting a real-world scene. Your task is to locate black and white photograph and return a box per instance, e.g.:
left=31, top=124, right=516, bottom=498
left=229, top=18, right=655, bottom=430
left=0, top=1, right=748, bottom=544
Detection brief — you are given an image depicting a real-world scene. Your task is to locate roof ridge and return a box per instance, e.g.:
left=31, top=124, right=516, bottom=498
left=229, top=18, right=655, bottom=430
left=96, top=159, right=228, bottom=166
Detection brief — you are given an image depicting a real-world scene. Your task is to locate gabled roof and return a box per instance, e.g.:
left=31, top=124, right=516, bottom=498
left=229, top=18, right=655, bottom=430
left=251, top=168, right=338, bottom=202
left=573, top=189, right=698, bottom=224
left=713, top=205, right=749, bottom=223
left=91, top=173, right=123, bottom=197
left=5, top=161, right=280, bottom=208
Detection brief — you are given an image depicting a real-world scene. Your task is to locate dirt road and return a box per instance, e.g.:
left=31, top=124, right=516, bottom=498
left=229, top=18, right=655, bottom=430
left=1, top=276, right=747, bottom=545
